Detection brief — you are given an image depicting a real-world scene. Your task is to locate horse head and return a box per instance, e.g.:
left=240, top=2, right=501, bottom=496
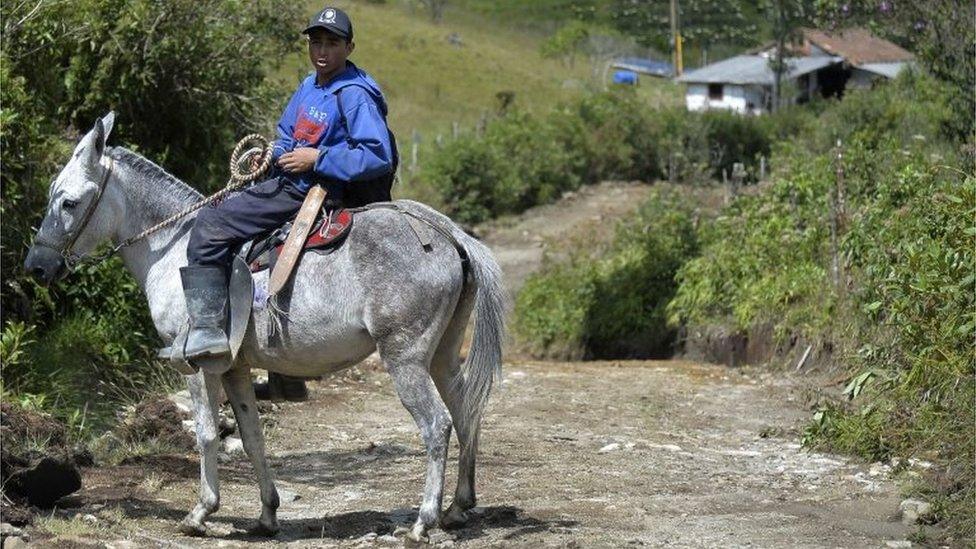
left=24, top=112, right=119, bottom=283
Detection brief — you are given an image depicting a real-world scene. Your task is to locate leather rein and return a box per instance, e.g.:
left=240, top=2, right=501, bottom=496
left=32, top=135, right=273, bottom=270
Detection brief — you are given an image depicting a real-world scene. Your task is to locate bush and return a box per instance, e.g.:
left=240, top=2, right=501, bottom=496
left=424, top=89, right=813, bottom=223
left=514, top=189, right=698, bottom=359
left=665, top=71, right=974, bottom=541
left=0, top=0, right=301, bottom=432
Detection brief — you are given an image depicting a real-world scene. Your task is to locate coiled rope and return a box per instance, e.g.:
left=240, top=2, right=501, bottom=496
left=112, top=134, right=273, bottom=252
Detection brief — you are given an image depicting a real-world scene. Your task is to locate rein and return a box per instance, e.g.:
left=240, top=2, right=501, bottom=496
left=35, top=135, right=273, bottom=270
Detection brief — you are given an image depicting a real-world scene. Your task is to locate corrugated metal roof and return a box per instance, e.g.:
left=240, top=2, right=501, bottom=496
left=677, top=55, right=842, bottom=85
left=856, top=61, right=911, bottom=79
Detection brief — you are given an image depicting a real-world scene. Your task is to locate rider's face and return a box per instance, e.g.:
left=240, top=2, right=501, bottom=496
left=307, top=29, right=353, bottom=82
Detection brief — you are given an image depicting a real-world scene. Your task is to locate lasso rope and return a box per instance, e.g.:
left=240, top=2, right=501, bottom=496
left=111, top=135, right=274, bottom=253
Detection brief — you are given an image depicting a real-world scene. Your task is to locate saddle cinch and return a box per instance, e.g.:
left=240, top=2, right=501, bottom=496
left=159, top=207, right=354, bottom=375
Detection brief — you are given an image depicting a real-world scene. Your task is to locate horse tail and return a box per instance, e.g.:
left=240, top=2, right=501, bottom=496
left=451, top=229, right=506, bottom=443
left=392, top=200, right=506, bottom=448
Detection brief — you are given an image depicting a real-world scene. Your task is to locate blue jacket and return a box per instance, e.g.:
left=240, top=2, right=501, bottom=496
left=271, top=61, right=394, bottom=193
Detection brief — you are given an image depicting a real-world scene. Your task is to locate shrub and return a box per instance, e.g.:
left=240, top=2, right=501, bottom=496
left=0, top=0, right=301, bottom=432
left=514, top=189, right=698, bottom=359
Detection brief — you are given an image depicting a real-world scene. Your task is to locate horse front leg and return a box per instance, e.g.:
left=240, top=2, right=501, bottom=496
left=181, top=371, right=223, bottom=536
left=221, top=366, right=280, bottom=535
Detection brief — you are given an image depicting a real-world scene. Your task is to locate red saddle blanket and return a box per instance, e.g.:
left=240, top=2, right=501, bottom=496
left=248, top=209, right=353, bottom=273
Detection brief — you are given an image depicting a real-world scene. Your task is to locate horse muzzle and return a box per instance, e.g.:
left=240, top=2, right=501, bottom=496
left=24, top=245, right=67, bottom=285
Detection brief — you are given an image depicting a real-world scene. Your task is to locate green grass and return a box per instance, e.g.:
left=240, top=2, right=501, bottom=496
left=273, top=0, right=680, bottom=140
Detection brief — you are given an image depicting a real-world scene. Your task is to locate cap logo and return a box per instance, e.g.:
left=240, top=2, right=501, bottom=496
left=319, top=9, right=336, bottom=24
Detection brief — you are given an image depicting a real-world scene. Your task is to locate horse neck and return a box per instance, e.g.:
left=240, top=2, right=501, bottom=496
left=109, top=151, right=201, bottom=294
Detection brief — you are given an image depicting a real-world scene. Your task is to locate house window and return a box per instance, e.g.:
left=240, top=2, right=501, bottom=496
left=708, top=83, right=723, bottom=100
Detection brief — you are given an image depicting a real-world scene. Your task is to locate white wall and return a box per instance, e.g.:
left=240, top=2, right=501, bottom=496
left=848, top=68, right=881, bottom=89
left=685, top=84, right=767, bottom=114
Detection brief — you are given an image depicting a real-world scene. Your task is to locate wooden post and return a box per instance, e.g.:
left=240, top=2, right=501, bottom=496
left=410, top=130, right=420, bottom=174
left=722, top=168, right=729, bottom=204
left=477, top=110, right=488, bottom=136
left=828, top=141, right=842, bottom=290
left=832, top=139, right=847, bottom=291
left=452, top=120, right=460, bottom=139
left=730, top=162, right=745, bottom=199
left=760, top=155, right=767, bottom=181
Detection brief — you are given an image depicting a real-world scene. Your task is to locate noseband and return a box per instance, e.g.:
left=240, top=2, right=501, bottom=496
left=31, top=135, right=275, bottom=271
left=32, top=157, right=115, bottom=269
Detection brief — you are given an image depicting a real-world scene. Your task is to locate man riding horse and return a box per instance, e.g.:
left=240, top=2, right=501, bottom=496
left=183, top=6, right=397, bottom=398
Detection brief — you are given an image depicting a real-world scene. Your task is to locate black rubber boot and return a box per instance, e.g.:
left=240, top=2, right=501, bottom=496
left=181, top=266, right=231, bottom=359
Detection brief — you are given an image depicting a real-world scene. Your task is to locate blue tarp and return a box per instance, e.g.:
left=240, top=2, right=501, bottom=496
left=613, top=70, right=638, bottom=85
left=612, top=57, right=674, bottom=77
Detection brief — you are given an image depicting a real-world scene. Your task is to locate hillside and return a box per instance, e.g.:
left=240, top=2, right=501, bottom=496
left=274, top=0, right=681, bottom=139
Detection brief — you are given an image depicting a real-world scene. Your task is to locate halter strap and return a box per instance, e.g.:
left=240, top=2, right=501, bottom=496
left=32, top=157, right=114, bottom=267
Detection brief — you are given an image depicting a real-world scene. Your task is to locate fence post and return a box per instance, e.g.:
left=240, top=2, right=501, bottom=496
left=452, top=120, right=460, bottom=139
left=477, top=111, right=487, bottom=136
left=410, top=129, right=420, bottom=175
left=760, top=155, right=767, bottom=181
left=831, top=139, right=847, bottom=292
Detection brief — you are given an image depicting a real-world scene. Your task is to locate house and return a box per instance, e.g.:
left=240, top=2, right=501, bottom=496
left=677, top=28, right=915, bottom=114
left=677, top=55, right=842, bottom=114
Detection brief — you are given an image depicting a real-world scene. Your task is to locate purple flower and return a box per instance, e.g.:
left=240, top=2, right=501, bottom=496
left=879, top=1, right=892, bottom=14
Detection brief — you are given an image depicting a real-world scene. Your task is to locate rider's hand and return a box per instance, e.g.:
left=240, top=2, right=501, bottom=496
left=277, top=147, right=319, bottom=174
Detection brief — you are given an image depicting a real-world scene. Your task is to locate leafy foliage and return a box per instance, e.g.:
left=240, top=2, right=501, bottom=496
left=425, top=89, right=802, bottom=223
left=0, top=0, right=300, bottom=431
left=666, top=72, right=973, bottom=541
left=514, top=189, right=698, bottom=359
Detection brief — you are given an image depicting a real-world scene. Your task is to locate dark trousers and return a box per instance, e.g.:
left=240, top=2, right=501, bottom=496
left=186, top=175, right=393, bottom=268
left=187, top=177, right=306, bottom=268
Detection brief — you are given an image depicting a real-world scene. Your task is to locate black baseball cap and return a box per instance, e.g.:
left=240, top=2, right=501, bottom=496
left=302, top=7, right=353, bottom=41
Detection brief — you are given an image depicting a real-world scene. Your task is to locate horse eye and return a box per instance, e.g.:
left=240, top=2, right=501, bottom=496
left=62, top=199, right=79, bottom=210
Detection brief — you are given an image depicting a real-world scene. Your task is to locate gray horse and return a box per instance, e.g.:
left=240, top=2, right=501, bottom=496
left=24, top=114, right=506, bottom=543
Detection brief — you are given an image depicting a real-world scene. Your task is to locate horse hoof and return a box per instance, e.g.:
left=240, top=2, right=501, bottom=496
left=440, top=506, right=468, bottom=530
left=248, top=519, right=280, bottom=537
left=178, top=517, right=207, bottom=537
left=403, top=524, right=430, bottom=547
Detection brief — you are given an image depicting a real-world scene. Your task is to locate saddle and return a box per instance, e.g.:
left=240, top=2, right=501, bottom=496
left=160, top=202, right=460, bottom=376
left=159, top=207, right=353, bottom=375
left=244, top=208, right=353, bottom=273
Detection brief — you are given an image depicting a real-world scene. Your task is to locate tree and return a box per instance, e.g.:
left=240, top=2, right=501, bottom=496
left=418, top=0, right=448, bottom=22
left=609, top=0, right=762, bottom=66
left=540, top=21, right=590, bottom=67
left=761, top=0, right=815, bottom=112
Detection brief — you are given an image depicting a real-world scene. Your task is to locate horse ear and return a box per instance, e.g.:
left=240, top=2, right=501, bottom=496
left=100, top=111, right=115, bottom=142
left=90, top=119, right=106, bottom=160
left=88, top=111, right=115, bottom=161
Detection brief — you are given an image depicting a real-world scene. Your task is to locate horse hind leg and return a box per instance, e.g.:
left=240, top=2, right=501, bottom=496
left=429, top=288, right=480, bottom=529
left=380, top=339, right=453, bottom=543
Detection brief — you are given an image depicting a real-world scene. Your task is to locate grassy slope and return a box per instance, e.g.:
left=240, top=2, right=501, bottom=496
left=274, top=1, right=680, bottom=139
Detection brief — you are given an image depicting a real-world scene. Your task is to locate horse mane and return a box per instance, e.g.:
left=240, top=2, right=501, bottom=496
left=106, top=147, right=205, bottom=222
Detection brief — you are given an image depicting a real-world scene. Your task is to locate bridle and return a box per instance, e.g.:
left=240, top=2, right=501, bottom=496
left=30, top=134, right=274, bottom=271
left=32, top=157, right=116, bottom=269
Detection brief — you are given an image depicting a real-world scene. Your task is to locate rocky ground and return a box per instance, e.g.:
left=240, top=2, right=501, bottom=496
left=13, top=359, right=924, bottom=548
left=6, top=182, right=935, bottom=548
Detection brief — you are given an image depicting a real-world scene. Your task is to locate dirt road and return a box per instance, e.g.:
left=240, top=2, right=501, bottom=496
left=33, top=183, right=913, bottom=548
left=64, top=359, right=909, bottom=548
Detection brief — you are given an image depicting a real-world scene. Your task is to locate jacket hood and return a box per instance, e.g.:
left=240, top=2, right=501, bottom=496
left=316, top=61, right=388, bottom=117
